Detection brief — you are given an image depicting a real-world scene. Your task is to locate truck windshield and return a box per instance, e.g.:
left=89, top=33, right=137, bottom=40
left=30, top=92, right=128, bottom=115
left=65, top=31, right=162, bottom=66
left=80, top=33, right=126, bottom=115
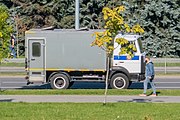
left=138, top=38, right=144, bottom=53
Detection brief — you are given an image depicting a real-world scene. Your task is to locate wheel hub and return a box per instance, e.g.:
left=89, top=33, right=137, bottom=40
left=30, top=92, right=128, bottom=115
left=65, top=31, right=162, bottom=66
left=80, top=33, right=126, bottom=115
left=114, top=77, right=125, bottom=89
left=54, top=77, right=65, bottom=88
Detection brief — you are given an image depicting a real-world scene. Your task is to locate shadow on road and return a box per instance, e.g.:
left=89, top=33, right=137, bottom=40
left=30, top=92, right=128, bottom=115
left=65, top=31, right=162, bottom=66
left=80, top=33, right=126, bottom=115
left=19, top=82, right=147, bottom=89
left=0, top=99, right=13, bottom=102
left=117, top=98, right=164, bottom=103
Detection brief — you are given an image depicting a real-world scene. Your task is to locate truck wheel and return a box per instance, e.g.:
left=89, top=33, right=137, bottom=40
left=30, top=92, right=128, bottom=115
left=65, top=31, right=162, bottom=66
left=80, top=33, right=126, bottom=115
left=110, top=73, right=129, bottom=89
left=50, top=73, right=70, bottom=89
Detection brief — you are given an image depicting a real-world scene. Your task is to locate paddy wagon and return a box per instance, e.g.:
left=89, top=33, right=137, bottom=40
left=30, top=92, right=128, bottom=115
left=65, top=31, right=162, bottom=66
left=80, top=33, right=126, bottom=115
left=25, top=29, right=145, bottom=89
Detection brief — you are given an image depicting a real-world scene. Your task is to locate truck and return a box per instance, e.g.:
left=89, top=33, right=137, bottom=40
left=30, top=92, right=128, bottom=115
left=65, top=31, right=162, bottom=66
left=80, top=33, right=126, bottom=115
left=25, top=29, right=145, bottom=89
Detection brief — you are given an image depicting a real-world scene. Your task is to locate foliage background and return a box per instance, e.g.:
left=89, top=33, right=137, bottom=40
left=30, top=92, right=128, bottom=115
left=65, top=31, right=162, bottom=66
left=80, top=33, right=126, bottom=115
left=0, top=3, right=12, bottom=62
left=0, top=0, right=179, bottom=57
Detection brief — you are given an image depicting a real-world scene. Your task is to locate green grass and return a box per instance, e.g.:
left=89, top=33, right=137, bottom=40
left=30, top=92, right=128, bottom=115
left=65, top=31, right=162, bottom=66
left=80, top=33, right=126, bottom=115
left=0, top=72, right=26, bottom=76
left=154, top=62, right=180, bottom=67
left=0, top=102, right=179, bottom=120
left=1, top=89, right=180, bottom=96
left=0, top=63, right=25, bottom=67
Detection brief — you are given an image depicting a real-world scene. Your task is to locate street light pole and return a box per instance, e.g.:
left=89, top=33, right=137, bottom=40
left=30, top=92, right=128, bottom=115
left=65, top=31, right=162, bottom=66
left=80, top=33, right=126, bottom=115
left=15, top=15, right=19, bottom=58
left=75, top=0, right=80, bottom=30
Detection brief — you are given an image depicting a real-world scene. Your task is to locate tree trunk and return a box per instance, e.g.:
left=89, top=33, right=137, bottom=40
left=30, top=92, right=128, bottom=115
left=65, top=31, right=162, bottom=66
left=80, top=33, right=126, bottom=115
left=103, top=55, right=110, bottom=105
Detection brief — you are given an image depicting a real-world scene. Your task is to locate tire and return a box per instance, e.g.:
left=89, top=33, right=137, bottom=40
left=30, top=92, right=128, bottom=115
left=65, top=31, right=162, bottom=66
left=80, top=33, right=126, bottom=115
left=50, top=73, right=70, bottom=89
left=110, top=73, right=129, bottom=89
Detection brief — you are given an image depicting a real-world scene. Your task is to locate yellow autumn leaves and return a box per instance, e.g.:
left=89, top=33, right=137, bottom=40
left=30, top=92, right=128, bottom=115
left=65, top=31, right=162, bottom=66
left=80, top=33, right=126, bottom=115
left=92, top=31, right=113, bottom=52
left=103, top=6, right=124, bottom=29
left=0, top=12, right=9, bottom=38
left=0, top=32, right=2, bottom=37
left=103, top=6, right=144, bottom=34
left=132, top=24, right=144, bottom=33
left=92, top=6, right=144, bottom=56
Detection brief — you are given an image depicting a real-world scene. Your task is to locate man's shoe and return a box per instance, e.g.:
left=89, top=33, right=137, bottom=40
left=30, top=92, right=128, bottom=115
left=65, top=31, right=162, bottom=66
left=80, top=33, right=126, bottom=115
left=139, top=94, right=147, bottom=96
left=150, top=94, right=157, bottom=97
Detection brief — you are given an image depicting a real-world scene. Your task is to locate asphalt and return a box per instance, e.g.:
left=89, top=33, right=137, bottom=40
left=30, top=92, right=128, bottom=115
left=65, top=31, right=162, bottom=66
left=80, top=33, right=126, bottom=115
left=1, top=95, right=180, bottom=103
left=1, top=58, right=180, bottom=103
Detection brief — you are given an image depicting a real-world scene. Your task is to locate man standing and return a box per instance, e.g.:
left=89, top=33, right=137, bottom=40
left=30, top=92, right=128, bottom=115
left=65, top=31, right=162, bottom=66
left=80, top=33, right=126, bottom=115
left=140, top=56, right=156, bottom=96
left=10, top=33, right=16, bottom=58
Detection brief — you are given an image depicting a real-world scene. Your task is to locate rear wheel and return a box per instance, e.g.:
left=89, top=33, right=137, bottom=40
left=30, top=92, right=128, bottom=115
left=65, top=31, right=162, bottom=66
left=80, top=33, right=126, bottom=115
left=50, top=73, right=70, bottom=89
left=110, top=73, right=129, bottom=89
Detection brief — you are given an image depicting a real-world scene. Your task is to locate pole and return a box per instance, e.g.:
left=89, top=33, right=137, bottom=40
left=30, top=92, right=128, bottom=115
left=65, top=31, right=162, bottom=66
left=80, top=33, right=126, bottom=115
left=15, top=16, right=19, bottom=58
left=164, top=45, right=167, bottom=74
left=165, top=57, right=167, bottom=74
left=75, top=0, right=80, bottom=30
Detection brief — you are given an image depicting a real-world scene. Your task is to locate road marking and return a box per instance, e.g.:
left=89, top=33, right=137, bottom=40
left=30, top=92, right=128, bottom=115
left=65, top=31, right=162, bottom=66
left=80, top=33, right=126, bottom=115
left=0, top=87, right=23, bottom=89
left=2, top=82, right=27, bottom=84
left=155, top=82, right=180, bottom=84
left=156, top=87, right=180, bottom=89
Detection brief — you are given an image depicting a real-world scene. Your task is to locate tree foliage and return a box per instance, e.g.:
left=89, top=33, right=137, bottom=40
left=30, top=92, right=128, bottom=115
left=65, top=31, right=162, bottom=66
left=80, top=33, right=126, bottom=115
left=91, top=6, right=144, bottom=56
left=0, top=0, right=179, bottom=57
left=139, top=0, right=180, bottom=57
left=0, top=4, right=12, bottom=62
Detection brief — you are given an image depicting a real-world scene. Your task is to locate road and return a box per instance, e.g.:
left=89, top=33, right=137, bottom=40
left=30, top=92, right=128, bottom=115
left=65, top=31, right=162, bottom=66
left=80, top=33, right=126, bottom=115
left=0, top=76, right=180, bottom=89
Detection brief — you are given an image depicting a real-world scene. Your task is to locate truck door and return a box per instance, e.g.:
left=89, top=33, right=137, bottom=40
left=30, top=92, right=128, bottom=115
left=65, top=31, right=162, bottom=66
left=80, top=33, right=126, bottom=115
left=113, top=34, right=142, bottom=74
left=28, top=38, right=45, bottom=83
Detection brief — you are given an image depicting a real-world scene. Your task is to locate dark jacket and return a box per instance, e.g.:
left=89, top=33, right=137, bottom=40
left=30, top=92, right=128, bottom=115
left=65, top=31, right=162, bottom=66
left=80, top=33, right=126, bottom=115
left=145, top=61, right=154, bottom=77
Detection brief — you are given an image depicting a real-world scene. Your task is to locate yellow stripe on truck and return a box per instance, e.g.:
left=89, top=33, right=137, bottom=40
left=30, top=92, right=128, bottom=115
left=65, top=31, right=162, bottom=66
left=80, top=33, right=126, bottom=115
left=27, top=68, right=105, bottom=72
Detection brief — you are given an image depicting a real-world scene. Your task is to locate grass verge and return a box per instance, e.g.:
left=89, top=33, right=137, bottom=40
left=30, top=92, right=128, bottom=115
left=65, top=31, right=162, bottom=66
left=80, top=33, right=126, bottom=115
left=0, top=63, right=25, bottom=67
left=0, top=102, right=179, bottom=120
left=1, top=89, right=180, bottom=96
left=154, top=62, right=180, bottom=67
left=0, top=72, right=26, bottom=76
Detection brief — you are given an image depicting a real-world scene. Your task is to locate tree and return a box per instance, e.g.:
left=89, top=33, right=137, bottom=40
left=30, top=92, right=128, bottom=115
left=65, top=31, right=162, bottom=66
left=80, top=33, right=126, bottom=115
left=139, top=0, right=180, bottom=57
left=0, top=4, right=12, bottom=62
left=91, top=6, right=144, bottom=104
left=1, top=0, right=179, bottom=57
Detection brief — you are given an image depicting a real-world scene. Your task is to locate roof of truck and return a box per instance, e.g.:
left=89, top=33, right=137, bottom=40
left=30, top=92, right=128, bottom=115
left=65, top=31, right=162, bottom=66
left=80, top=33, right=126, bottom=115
left=26, top=29, right=142, bottom=40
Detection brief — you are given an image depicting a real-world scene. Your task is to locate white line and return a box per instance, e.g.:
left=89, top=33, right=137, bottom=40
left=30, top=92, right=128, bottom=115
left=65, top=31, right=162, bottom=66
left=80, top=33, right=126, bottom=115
left=155, top=82, right=180, bottom=84
left=2, top=82, right=27, bottom=84
left=156, top=87, right=180, bottom=89
left=0, top=87, right=23, bottom=89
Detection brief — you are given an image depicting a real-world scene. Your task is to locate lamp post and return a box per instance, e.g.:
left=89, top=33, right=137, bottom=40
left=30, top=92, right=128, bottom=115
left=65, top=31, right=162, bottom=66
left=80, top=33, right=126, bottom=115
left=75, top=0, right=80, bottom=30
left=15, top=15, right=19, bottom=58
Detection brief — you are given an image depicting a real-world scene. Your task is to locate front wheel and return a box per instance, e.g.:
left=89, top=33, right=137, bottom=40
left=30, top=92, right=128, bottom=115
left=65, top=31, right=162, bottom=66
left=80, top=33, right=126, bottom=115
left=50, top=73, right=70, bottom=89
left=110, top=73, right=129, bottom=89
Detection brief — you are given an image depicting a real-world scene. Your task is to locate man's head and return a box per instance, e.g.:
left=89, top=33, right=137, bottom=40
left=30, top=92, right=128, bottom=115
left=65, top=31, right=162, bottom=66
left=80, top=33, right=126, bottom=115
left=145, top=56, right=150, bottom=63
